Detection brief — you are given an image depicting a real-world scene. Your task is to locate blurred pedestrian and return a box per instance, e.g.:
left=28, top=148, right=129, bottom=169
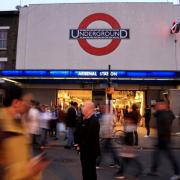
left=96, top=104, right=120, bottom=168
left=56, top=105, right=66, bottom=139
left=39, top=105, right=51, bottom=149
left=49, top=106, right=58, bottom=138
left=143, top=105, right=151, bottom=137
left=0, top=84, right=49, bottom=180
left=75, top=101, right=100, bottom=180
left=148, top=100, right=180, bottom=180
left=64, top=101, right=77, bottom=149
left=114, top=104, right=142, bottom=179
left=123, top=105, right=129, bottom=118
left=27, top=100, right=40, bottom=147
left=128, top=104, right=141, bottom=145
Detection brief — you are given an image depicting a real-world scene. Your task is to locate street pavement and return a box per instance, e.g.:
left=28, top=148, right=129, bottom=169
left=41, top=127, right=180, bottom=180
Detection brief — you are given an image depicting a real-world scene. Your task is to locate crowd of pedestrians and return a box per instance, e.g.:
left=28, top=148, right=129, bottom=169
left=0, top=83, right=180, bottom=180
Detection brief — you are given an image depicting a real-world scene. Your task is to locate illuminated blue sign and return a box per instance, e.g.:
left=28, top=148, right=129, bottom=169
left=50, top=70, right=70, bottom=77
left=148, top=71, right=176, bottom=78
left=127, top=72, right=147, bottom=77
left=0, top=70, right=178, bottom=79
left=1, top=70, right=23, bottom=76
left=74, top=70, right=97, bottom=77
left=23, top=70, right=47, bottom=76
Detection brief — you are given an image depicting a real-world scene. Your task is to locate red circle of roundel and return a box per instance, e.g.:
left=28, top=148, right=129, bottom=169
left=78, top=13, right=121, bottom=56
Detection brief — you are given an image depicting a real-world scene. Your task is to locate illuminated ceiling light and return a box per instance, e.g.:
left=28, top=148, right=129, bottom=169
left=170, top=20, right=180, bottom=34
left=1, top=78, right=22, bottom=86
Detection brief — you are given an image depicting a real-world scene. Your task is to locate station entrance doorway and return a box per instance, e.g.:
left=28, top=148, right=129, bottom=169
left=112, top=90, right=145, bottom=116
left=57, top=90, right=92, bottom=110
left=57, top=89, right=145, bottom=115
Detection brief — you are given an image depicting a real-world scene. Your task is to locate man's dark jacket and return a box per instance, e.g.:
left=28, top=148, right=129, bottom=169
left=65, top=106, right=77, bottom=127
left=75, top=114, right=100, bottom=157
left=154, top=109, right=175, bottom=144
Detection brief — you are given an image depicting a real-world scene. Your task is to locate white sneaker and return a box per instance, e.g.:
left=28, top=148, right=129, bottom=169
left=170, top=174, right=180, bottom=180
left=96, top=166, right=103, bottom=169
left=144, top=135, right=149, bottom=138
left=114, top=175, right=125, bottom=179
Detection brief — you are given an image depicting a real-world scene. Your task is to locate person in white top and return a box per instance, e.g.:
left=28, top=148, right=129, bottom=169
left=39, top=105, right=52, bottom=148
left=97, top=104, right=120, bottom=168
left=27, top=100, right=40, bottom=146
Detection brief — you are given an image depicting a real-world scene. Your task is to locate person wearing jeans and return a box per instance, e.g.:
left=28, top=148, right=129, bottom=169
left=64, top=102, right=77, bottom=149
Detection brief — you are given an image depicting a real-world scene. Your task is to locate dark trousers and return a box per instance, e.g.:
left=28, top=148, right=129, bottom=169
left=41, top=128, right=48, bottom=146
left=80, top=151, right=97, bottom=180
left=151, top=142, right=179, bottom=175
left=145, top=120, right=150, bottom=136
left=118, top=157, right=142, bottom=176
left=49, top=120, right=58, bottom=137
left=134, top=131, right=138, bottom=145
left=124, top=131, right=138, bottom=146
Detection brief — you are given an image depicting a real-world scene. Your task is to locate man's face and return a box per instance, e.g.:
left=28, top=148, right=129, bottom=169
left=81, top=101, right=95, bottom=118
left=15, top=93, right=33, bottom=114
left=81, top=103, right=88, bottom=116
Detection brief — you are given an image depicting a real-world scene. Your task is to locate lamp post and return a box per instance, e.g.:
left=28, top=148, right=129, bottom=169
left=107, top=65, right=112, bottom=112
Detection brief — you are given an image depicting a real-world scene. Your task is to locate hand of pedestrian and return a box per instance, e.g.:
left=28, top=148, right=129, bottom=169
left=74, top=144, right=80, bottom=153
left=27, top=155, right=51, bottom=177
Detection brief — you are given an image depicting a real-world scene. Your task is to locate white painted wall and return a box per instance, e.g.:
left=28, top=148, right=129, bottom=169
left=169, top=89, right=180, bottom=132
left=16, top=2, right=180, bottom=70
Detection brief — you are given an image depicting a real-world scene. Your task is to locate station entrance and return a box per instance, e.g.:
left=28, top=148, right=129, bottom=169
left=57, top=89, right=145, bottom=115
left=57, top=90, right=92, bottom=109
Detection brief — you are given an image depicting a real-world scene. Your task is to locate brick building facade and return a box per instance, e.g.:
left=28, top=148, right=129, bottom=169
left=0, top=11, right=19, bottom=69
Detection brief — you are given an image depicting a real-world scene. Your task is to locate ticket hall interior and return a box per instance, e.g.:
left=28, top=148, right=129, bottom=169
left=57, top=89, right=145, bottom=116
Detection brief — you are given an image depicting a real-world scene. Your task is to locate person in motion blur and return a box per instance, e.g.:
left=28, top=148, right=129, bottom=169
left=96, top=104, right=121, bottom=168
left=143, top=105, right=151, bottom=137
left=128, top=104, right=141, bottom=145
left=75, top=101, right=100, bottom=180
left=148, top=100, right=180, bottom=180
left=64, top=101, right=78, bottom=149
left=114, top=104, right=142, bottom=179
left=39, top=105, right=51, bottom=149
left=27, top=100, right=40, bottom=147
left=0, top=83, right=49, bottom=180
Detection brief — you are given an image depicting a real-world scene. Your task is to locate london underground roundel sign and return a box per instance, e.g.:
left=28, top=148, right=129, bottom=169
left=70, top=13, right=130, bottom=56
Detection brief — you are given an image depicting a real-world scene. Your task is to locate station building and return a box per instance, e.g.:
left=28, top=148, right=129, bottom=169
left=0, top=2, right=180, bottom=122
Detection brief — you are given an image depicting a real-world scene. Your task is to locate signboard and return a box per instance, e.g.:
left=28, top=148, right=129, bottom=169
left=69, top=13, right=129, bottom=56
left=0, top=70, right=177, bottom=78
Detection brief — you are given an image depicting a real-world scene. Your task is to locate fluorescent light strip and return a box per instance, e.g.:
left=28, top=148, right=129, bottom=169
left=1, top=78, right=22, bottom=86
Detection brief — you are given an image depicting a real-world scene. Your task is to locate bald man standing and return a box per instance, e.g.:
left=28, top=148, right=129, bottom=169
left=75, top=101, right=100, bottom=180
